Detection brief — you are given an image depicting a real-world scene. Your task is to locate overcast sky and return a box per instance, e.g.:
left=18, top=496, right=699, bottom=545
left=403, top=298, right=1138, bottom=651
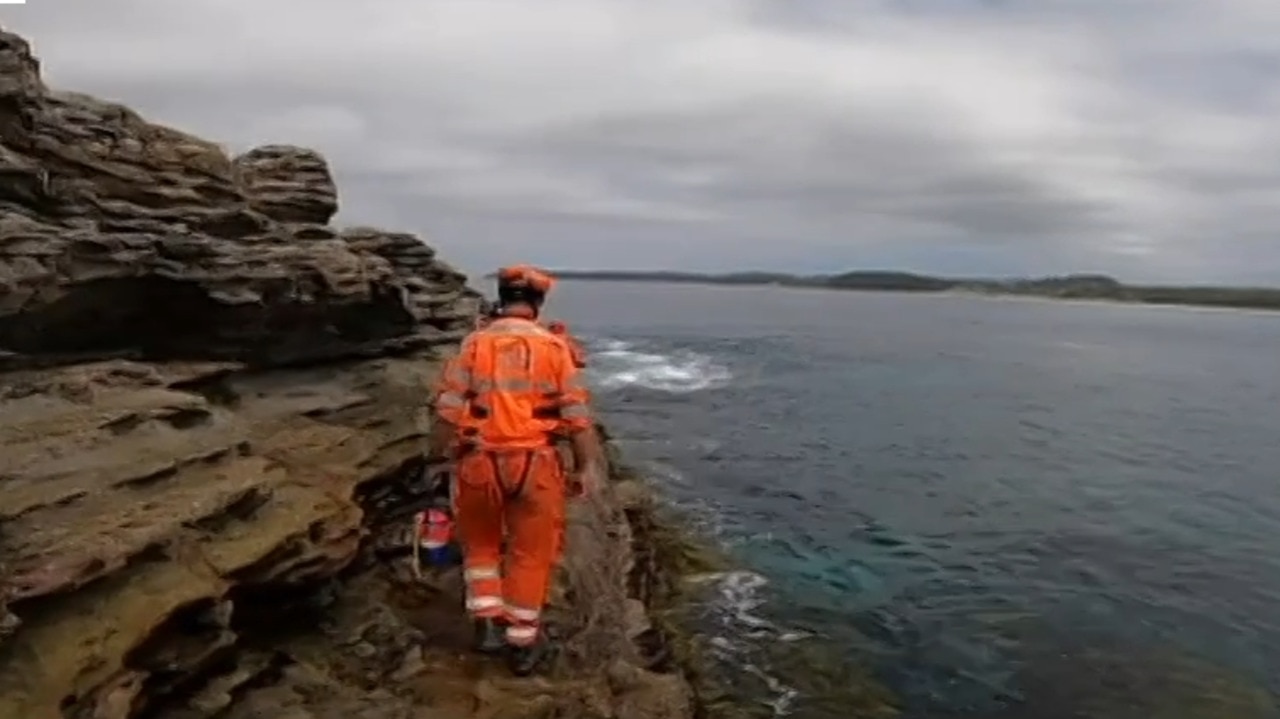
left=7, top=0, right=1280, bottom=283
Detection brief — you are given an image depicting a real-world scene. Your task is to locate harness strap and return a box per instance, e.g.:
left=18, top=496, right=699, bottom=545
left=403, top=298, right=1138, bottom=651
left=488, top=450, right=536, bottom=501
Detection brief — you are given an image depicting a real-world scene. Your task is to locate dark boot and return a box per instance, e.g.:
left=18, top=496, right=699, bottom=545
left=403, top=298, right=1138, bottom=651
left=472, top=617, right=506, bottom=654
left=506, top=633, right=551, bottom=677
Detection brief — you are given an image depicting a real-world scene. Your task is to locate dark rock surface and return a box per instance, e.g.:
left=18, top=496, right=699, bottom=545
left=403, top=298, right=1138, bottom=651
left=232, top=144, right=338, bottom=225
left=0, top=26, right=696, bottom=719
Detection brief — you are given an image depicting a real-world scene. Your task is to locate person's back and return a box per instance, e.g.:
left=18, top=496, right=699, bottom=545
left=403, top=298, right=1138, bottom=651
left=446, top=315, right=586, bottom=448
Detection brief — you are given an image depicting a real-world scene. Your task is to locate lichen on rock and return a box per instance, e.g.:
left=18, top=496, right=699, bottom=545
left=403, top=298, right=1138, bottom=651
left=0, top=25, right=701, bottom=719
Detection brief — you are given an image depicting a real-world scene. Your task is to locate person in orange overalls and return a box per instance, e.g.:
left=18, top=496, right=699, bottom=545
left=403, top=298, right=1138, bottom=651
left=427, top=264, right=602, bottom=676
left=480, top=301, right=588, bottom=370
left=547, top=320, right=588, bottom=369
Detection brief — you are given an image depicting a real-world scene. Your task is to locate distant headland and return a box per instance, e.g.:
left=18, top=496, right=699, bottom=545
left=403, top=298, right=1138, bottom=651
left=523, top=270, right=1280, bottom=312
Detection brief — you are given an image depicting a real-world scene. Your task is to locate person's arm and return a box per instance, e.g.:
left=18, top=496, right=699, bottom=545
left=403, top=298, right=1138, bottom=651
left=548, top=321, right=588, bottom=368
left=566, top=335, right=587, bottom=369
left=554, top=342, right=603, bottom=480
left=568, top=423, right=601, bottom=479
left=427, top=343, right=473, bottom=459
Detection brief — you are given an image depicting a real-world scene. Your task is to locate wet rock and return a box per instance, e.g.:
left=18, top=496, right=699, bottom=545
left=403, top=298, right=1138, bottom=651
left=0, top=24, right=703, bottom=719
left=623, top=598, right=652, bottom=640
left=610, top=661, right=694, bottom=719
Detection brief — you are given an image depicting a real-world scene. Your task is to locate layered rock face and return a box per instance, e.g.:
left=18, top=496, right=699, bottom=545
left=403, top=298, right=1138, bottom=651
left=0, top=28, right=692, bottom=719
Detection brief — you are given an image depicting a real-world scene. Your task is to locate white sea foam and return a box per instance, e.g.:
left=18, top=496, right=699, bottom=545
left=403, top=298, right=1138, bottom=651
left=692, top=569, right=805, bottom=716
left=588, top=338, right=731, bottom=393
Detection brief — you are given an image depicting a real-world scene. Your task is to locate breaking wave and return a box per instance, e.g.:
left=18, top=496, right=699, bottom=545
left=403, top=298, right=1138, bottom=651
left=582, top=336, right=798, bottom=712
left=636, top=468, right=803, bottom=715
left=587, top=338, right=732, bottom=393
left=692, top=569, right=806, bottom=716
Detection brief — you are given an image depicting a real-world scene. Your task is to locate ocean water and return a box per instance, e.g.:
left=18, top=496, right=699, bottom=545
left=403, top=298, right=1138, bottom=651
left=551, top=280, right=1280, bottom=719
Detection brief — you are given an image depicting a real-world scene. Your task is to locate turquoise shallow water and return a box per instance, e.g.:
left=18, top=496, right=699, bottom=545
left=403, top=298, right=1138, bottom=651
left=553, top=280, right=1280, bottom=718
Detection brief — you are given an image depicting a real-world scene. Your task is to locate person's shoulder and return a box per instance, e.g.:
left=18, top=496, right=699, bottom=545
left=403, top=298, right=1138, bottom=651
left=546, top=319, right=583, bottom=337
left=536, top=328, right=575, bottom=357
left=544, top=319, right=583, bottom=345
left=476, top=317, right=565, bottom=348
left=457, top=325, right=495, bottom=353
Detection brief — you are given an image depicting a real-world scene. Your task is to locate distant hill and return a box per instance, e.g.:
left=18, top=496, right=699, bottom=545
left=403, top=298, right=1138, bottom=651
left=535, top=270, right=1280, bottom=311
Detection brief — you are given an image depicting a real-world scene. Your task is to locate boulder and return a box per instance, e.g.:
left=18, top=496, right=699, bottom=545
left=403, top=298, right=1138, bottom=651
left=0, top=26, right=696, bottom=719
left=233, top=144, right=339, bottom=225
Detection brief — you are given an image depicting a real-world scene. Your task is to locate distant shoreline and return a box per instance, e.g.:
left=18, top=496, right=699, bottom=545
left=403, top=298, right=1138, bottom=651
left=535, top=270, right=1280, bottom=313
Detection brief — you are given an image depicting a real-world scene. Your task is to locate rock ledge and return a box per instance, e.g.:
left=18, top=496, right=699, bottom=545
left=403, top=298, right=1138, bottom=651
left=0, top=26, right=696, bottom=719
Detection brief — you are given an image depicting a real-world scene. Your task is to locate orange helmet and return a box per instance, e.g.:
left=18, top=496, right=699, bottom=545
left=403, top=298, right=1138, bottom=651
left=496, top=265, right=556, bottom=294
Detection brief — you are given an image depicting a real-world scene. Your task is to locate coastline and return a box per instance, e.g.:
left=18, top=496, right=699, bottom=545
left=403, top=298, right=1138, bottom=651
left=543, top=272, right=1280, bottom=314
left=0, top=27, right=734, bottom=719
left=601, top=440, right=902, bottom=719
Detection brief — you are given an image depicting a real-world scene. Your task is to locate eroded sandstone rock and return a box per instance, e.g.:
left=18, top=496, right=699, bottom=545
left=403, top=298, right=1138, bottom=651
left=0, top=28, right=474, bottom=370
left=0, top=25, right=697, bottom=719
left=233, top=144, right=338, bottom=225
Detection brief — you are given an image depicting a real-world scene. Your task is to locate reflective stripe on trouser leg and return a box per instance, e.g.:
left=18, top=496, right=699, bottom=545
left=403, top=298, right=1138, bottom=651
left=501, top=447, right=565, bottom=646
left=453, top=452, right=506, bottom=619
left=505, top=604, right=541, bottom=646
left=464, top=565, right=503, bottom=618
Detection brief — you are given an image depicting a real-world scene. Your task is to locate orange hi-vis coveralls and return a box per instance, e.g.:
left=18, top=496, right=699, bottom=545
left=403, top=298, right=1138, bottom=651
left=432, top=316, right=593, bottom=647
left=476, top=316, right=588, bottom=370
left=547, top=321, right=588, bottom=369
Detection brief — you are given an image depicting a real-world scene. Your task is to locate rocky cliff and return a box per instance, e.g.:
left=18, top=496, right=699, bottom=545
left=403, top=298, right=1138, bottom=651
left=0, top=28, right=697, bottom=719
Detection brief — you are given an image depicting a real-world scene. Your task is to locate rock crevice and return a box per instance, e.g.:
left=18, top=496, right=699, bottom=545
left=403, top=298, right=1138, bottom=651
left=0, top=26, right=695, bottom=719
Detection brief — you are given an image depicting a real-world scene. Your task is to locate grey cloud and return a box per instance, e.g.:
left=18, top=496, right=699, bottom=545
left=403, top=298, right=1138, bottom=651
left=6, top=0, right=1280, bottom=282
left=502, top=104, right=1125, bottom=241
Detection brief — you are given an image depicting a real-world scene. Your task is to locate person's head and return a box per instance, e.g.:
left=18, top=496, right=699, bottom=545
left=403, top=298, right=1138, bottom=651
left=495, top=265, right=556, bottom=317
